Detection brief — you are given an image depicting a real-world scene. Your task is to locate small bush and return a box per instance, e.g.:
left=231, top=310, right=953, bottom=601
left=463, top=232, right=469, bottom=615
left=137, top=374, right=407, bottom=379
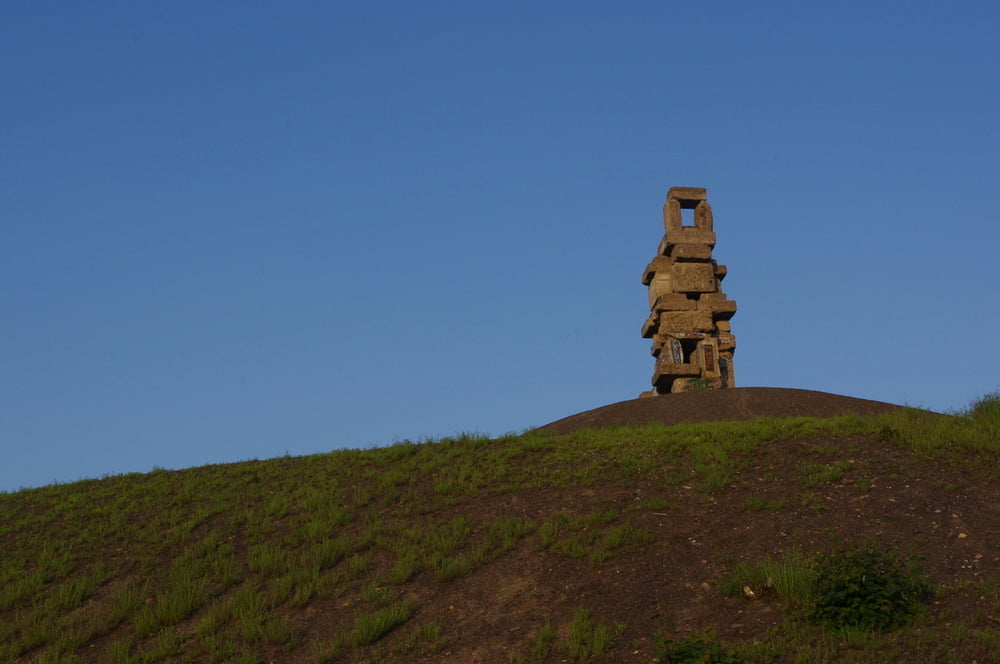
left=655, top=630, right=741, bottom=663
left=967, top=390, right=1000, bottom=433
left=809, top=541, right=932, bottom=631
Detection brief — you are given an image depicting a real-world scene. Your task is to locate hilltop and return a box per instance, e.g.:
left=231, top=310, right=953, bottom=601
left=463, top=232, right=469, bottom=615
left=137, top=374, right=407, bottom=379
left=538, top=387, right=905, bottom=434
left=2, top=388, right=998, bottom=663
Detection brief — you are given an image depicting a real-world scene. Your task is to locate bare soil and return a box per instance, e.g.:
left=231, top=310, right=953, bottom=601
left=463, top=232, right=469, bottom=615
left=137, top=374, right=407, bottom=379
left=537, top=387, right=908, bottom=434
left=298, top=388, right=999, bottom=663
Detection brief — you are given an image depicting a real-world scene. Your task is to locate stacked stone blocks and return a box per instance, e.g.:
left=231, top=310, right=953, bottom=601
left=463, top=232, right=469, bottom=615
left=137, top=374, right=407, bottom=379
left=641, top=187, right=736, bottom=396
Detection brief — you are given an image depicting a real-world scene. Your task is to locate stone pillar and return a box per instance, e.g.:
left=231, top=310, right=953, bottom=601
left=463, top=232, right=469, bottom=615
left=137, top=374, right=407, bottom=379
left=640, top=187, right=737, bottom=396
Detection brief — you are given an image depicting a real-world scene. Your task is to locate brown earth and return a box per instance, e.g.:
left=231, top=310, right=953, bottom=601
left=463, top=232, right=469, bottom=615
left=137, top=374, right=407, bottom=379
left=537, top=387, right=908, bottom=434
left=338, top=388, right=999, bottom=663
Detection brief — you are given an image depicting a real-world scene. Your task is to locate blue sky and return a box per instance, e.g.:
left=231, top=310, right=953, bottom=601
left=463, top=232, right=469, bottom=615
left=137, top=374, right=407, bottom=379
left=2, top=1, right=997, bottom=491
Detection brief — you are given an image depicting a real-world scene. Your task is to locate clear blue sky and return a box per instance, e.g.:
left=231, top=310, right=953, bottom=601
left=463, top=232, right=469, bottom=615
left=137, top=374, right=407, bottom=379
left=3, top=1, right=997, bottom=491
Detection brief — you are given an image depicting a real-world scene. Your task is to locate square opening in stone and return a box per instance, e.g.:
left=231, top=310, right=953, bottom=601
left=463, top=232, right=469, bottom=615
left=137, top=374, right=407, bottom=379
left=678, top=199, right=699, bottom=227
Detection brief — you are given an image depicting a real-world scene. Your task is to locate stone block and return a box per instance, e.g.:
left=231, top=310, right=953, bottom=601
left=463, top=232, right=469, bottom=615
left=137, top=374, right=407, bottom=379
left=716, top=333, right=736, bottom=351
left=716, top=321, right=732, bottom=333
left=695, top=201, right=714, bottom=229
left=654, top=357, right=698, bottom=378
left=671, top=263, right=717, bottom=293
left=697, top=293, right=737, bottom=319
left=669, top=244, right=713, bottom=262
left=713, top=308, right=736, bottom=322
left=663, top=199, right=682, bottom=231
left=699, top=292, right=731, bottom=304
left=664, top=197, right=714, bottom=236
left=657, top=311, right=693, bottom=332
left=693, top=308, right=714, bottom=332
left=650, top=334, right=682, bottom=357
left=663, top=234, right=716, bottom=252
left=641, top=256, right=673, bottom=285
left=652, top=293, right=696, bottom=312
left=647, top=273, right=675, bottom=308
left=657, top=309, right=713, bottom=333
left=654, top=362, right=698, bottom=377
left=667, top=186, right=707, bottom=202
left=641, top=313, right=657, bottom=338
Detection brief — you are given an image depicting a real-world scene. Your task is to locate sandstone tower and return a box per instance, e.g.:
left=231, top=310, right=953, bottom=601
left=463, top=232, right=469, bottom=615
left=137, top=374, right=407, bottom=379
left=640, top=187, right=737, bottom=396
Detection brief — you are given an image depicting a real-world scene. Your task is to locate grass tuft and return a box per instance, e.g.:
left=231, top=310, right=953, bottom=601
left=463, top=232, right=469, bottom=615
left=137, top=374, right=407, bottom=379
left=351, top=600, right=417, bottom=646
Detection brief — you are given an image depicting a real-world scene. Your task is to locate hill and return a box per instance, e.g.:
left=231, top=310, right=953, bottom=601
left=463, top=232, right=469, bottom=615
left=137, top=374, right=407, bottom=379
left=2, top=389, right=998, bottom=663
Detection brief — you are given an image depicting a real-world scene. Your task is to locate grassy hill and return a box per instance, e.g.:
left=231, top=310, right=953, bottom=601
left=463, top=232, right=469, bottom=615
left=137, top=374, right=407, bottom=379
left=2, top=393, right=999, bottom=663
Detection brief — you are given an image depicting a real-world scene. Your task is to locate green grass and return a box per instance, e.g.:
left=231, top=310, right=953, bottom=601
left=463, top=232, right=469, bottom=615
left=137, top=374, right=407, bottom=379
left=532, top=622, right=556, bottom=663
left=741, top=493, right=785, bottom=511
left=561, top=607, right=620, bottom=660
left=351, top=601, right=417, bottom=646
left=800, top=460, right=851, bottom=488
left=719, top=548, right=815, bottom=608
left=0, top=396, right=997, bottom=662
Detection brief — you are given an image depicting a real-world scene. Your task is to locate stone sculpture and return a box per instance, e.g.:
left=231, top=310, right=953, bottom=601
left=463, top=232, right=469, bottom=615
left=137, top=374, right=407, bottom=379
left=640, top=187, right=737, bottom=395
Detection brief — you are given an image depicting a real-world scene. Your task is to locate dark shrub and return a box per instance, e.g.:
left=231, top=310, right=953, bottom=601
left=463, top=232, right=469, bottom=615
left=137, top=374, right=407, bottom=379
left=809, top=541, right=932, bottom=631
left=655, top=630, right=742, bottom=664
